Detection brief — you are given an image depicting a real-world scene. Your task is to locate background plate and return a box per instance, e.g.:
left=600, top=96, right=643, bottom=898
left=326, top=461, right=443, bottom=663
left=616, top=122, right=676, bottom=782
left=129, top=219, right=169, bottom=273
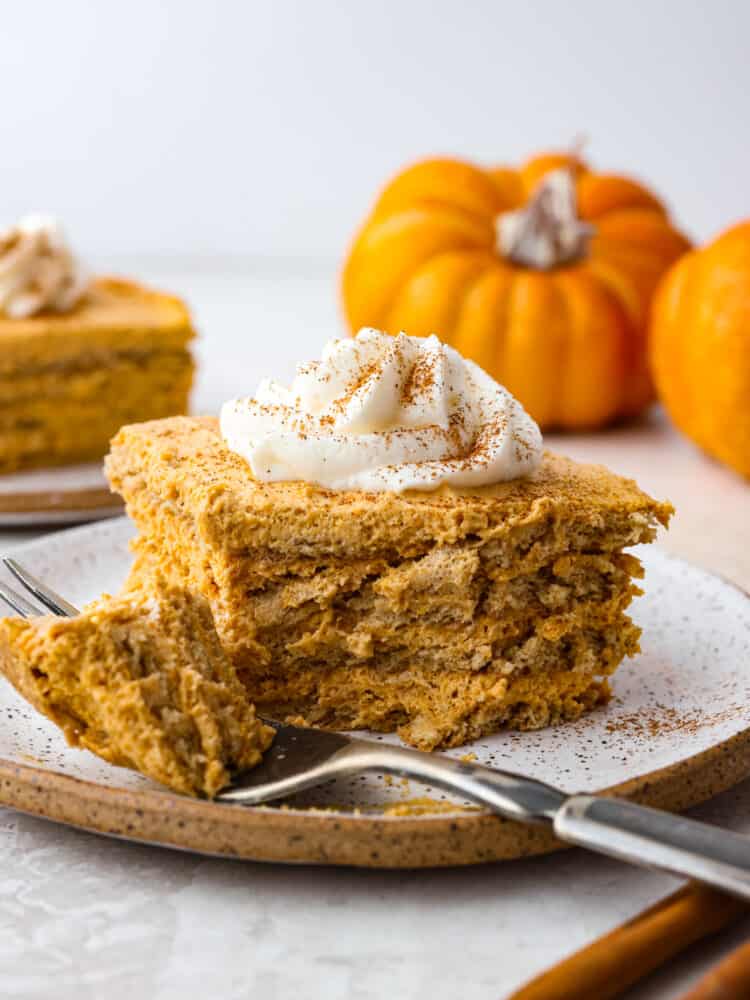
left=0, top=463, right=123, bottom=526
left=0, top=518, right=749, bottom=867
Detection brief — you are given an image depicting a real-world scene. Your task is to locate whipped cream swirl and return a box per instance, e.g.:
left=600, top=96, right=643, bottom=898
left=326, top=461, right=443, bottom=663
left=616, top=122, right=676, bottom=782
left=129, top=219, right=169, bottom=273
left=221, top=329, right=542, bottom=493
left=0, top=214, right=89, bottom=319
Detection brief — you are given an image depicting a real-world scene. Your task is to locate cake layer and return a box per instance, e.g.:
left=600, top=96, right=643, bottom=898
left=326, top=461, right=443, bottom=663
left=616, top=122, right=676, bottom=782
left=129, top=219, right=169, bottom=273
left=0, top=587, right=273, bottom=796
left=248, top=620, right=640, bottom=750
left=107, top=417, right=672, bottom=576
left=127, top=537, right=641, bottom=674
left=0, top=349, right=192, bottom=408
left=0, top=358, right=193, bottom=472
left=0, top=399, right=189, bottom=472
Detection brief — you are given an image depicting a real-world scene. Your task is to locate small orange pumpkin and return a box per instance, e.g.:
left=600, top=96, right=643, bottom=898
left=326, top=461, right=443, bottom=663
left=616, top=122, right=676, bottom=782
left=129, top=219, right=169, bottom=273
left=342, top=152, right=690, bottom=429
left=651, top=220, right=750, bottom=479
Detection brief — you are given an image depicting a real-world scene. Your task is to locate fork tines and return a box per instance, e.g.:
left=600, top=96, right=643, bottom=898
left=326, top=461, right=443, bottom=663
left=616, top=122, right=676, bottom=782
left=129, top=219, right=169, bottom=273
left=0, top=557, right=79, bottom=620
left=0, top=581, right=43, bottom=619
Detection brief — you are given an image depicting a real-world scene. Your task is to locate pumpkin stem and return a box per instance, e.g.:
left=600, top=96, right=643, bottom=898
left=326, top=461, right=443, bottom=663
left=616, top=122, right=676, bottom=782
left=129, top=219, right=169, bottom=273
left=496, top=169, right=594, bottom=269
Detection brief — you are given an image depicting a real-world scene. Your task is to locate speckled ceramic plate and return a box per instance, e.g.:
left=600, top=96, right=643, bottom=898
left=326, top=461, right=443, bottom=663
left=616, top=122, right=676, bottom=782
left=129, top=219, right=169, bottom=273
left=0, top=464, right=123, bottom=526
left=0, top=518, right=749, bottom=868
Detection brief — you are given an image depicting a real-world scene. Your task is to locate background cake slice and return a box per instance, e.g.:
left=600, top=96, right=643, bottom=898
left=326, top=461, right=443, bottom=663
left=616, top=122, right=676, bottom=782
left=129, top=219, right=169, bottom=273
left=0, top=277, right=195, bottom=472
left=107, top=415, right=672, bottom=750
left=0, top=585, right=274, bottom=796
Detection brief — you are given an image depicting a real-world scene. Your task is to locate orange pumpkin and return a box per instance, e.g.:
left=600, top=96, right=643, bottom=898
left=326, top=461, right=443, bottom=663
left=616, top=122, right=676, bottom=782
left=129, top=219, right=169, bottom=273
left=651, top=220, right=750, bottom=479
left=341, top=152, right=690, bottom=429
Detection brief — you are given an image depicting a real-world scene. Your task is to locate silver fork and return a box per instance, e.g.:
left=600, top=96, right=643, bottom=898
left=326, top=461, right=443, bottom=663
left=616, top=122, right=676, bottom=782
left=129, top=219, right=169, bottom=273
left=3, top=556, right=750, bottom=898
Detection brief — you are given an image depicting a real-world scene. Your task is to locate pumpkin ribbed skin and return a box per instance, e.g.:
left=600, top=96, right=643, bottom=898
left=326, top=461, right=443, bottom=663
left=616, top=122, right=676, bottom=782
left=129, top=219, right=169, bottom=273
left=342, top=153, right=690, bottom=429
left=650, top=221, right=750, bottom=478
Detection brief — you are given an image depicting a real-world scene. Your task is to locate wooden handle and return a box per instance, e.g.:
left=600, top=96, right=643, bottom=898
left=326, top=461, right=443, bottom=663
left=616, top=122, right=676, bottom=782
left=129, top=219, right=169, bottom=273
left=679, top=938, right=750, bottom=999
left=509, top=884, right=747, bottom=1000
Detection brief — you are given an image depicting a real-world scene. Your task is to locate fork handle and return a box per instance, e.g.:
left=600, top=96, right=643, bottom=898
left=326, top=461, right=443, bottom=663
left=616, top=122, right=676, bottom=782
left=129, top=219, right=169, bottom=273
left=347, top=745, right=750, bottom=901
left=554, top=796, right=750, bottom=901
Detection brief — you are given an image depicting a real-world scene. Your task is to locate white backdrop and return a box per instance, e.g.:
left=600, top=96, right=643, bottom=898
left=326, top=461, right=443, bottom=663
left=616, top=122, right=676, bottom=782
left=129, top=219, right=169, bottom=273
left=2, top=0, right=748, bottom=263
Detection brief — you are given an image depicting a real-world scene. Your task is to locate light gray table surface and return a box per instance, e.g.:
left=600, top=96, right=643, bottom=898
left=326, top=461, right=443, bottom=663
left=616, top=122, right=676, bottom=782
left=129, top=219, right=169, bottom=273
left=1, top=264, right=749, bottom=1000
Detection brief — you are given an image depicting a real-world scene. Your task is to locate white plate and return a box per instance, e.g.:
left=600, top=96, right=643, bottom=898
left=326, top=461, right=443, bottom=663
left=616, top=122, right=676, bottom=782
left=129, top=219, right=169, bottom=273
left=1, top=517, right=749, bottom=806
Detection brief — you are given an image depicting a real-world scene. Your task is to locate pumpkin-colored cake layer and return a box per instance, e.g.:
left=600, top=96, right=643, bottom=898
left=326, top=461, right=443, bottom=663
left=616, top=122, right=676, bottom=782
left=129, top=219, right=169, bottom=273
left=0, top=586, right=274, bottom=796
left=107, top=416, right=672, bottom=750
left=0, top=278, right=195, bottom=472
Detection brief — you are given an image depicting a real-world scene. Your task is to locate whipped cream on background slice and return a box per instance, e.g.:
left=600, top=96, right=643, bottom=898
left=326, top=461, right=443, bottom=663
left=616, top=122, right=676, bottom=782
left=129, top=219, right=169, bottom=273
left=0, top=214, right=89, bottom=319
left=220, top=328, right=543, bottom=493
